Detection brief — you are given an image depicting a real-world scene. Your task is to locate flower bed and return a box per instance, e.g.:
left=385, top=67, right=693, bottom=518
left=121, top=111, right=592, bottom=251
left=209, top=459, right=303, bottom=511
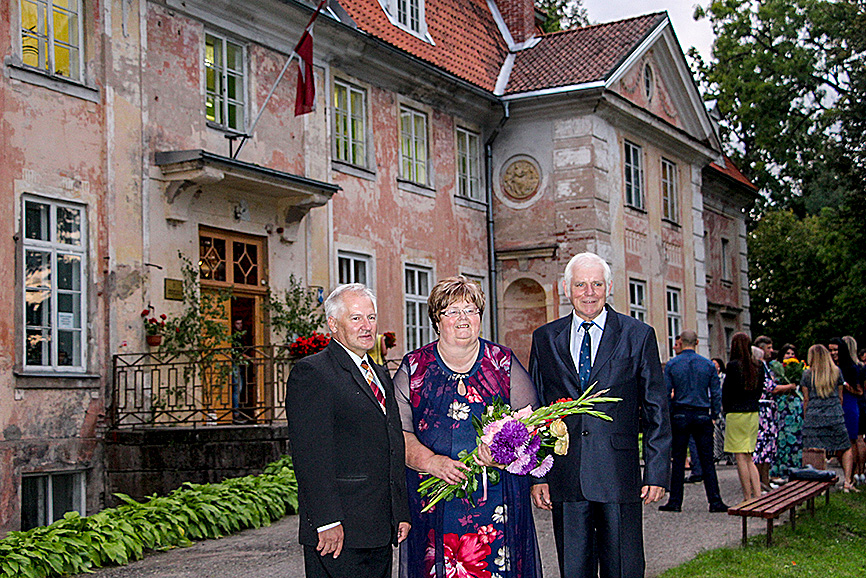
left=0, top=456, right=297, bottom=578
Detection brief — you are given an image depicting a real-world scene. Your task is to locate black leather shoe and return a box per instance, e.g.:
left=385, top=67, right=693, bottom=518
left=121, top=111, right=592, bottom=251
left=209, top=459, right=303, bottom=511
left=685, top=475, right=703, bottom=484
left=709, top=502, right=729, bottom=513
left=659, top=503, right=682, bottom=512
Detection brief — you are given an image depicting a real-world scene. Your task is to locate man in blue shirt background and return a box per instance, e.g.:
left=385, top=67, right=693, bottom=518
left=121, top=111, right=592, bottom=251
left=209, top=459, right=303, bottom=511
left=659, top=330, right=728, bottom=513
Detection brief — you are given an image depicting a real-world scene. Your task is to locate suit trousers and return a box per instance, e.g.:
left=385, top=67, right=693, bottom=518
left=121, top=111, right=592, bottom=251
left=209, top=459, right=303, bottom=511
left=667, top=408, right=724, bottom=509
left=552, top=500, right=644, bottom=578
left=303, top=544, right=391, bottom=578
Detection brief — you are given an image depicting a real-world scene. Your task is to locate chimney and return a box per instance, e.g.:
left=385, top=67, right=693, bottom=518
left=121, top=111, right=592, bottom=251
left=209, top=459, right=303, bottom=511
left=494, top=0, right=536, bottom=44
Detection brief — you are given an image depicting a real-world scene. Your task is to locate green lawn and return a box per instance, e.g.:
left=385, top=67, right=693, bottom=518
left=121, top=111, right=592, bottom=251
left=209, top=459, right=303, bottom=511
left=660, top=490, right=866, bottom=577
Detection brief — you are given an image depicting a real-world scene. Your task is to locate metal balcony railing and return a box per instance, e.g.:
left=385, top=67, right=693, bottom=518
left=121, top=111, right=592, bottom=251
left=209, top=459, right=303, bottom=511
left=111, top=345, right=296, bottom=428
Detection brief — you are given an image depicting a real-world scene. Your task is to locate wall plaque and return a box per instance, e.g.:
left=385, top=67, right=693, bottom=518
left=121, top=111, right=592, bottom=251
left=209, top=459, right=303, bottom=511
left=502, top=158, right=541, bottom=200
left=164, top=278, right=184, bottom=301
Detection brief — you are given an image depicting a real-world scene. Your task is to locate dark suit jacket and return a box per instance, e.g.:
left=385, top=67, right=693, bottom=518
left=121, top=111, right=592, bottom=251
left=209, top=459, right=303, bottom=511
left=529, top=305, right=671, bottom=503
left=285, top=340, right=411, bottom=549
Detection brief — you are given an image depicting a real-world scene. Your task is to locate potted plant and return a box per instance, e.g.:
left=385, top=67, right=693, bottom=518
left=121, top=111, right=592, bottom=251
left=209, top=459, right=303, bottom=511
left=141, top=307, right=167, bottom=346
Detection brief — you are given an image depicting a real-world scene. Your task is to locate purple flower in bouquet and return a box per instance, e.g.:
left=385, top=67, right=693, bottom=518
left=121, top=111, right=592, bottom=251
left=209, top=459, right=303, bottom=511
left=489, top=420, right=530, bottom=464
left=504, top=433, right=542, bottom=475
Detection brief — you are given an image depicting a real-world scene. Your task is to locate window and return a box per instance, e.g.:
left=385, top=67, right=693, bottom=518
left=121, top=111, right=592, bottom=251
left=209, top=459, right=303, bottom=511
left=21, top=471, right=85, bottom=531
left=205, top=32, right=245, bottom=132
left=199, top=229, right=263, bottom=290
left=400, top=107, right=428, bottom=186
left=661, top=158, right=678, bottom=222
left=721, top=238, right=730, bottom=281
left=629, top=279, right=647, bottom=323
left=456, top=128, right=482, bottom=201
left=404, top=265, right=432, bottom=351
left=666, top=287, right=682, bottom=358
left=396, top=0, right=423, bottom=33
left=338, top=251, right=370, bottom=285
left=644, top=64, right=654, bottom=101
left=334, top=81, right=367, bottom=167
left=23, top=197, right=87, bottom=370
left=624, top=141, right=644, bottom=210
left=20, top=0, right=82, bottom=81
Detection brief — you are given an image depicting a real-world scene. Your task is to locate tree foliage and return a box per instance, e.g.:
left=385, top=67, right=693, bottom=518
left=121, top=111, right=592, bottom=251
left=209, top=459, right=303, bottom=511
left=694, top=0, right=864, bottom=214
left=536, top=0, right=588, bottom=33
left=749, top=209, right=866, bottom=353
left=265, top=274, right=326, bottom=341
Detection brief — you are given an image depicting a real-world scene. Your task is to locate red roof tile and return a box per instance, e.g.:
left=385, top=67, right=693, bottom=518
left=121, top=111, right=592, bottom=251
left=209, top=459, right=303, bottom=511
left=709, top=156, right=758, bottom=191
left=505, top=13, right=666, bottom=95
left=339, top=0, right=509, bottom=92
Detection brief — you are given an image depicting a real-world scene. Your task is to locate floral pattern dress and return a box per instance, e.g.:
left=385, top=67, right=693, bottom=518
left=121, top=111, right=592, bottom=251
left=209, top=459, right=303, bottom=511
left=768, top=362, right=803, bottom=479
left=395, top=340, right=541, bottom=578
left=753, top=363, right=778, bottom=464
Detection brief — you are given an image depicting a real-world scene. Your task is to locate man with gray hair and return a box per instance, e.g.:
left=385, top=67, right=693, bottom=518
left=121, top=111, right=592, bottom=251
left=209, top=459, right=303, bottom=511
left=659, top=330, right=727, bottom=513
left=529, top=252, right=671, bottom=578
left=285, top=283, right=410, bottom=578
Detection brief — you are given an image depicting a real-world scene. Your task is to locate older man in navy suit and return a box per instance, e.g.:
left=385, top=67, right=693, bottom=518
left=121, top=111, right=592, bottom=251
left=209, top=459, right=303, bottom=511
left=529, top=252, right=671, bottom=578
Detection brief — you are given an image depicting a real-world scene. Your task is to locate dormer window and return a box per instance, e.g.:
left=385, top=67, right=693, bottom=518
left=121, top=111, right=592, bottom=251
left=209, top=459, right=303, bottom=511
left=378, top=0, right=432, bottom=42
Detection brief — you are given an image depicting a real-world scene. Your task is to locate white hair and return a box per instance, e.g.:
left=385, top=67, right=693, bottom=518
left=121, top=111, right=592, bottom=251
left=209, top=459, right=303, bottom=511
left=324, top=283, right=377, bottom=320
left=563, top=252, right=612, bottom=294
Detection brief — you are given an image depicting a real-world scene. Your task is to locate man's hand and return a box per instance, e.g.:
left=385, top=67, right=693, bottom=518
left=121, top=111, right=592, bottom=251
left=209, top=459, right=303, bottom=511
left=531, top=483, right=552, bottom=510
left=397, top=522, right=411, bottom=543
left=641, top=485, right=665, bottom=505
left=426, top=454, right=470, bottom=485
left=317, top=524, right=344, bottom=558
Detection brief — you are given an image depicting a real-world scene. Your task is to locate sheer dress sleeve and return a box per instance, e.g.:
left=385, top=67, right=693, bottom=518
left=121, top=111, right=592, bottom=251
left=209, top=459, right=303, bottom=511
left=510, top=354, right=540, bottom=411
left=393, top=362, right=416, bottom=433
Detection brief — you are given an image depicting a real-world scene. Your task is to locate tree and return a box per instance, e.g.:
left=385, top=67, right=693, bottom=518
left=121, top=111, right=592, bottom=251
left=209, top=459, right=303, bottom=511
left=749, top=209, right=866, bottom=352
left=536, top=0, right=588, bottom=33
left=694, top=0, right=863, bottom=214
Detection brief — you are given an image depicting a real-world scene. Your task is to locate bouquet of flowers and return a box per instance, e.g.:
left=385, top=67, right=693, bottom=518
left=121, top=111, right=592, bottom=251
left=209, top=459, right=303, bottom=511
left=418, top=385, right=620, bottom=512
left=770, top=357, right=807, bottom=385
left=288, top=332, right=331, bottom=357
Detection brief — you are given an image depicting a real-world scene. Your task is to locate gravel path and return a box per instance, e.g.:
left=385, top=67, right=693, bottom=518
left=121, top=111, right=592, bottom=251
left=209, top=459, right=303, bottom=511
left=83, top=464, right=837, bottom=577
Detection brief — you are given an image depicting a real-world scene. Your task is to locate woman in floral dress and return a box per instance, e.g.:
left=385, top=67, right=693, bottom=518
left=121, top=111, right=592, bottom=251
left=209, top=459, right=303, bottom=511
left=752, top=346, right=778, bottom=490
left=769, top=344, right=804, bottom=481
left=395, top=276, right=541, bottom=578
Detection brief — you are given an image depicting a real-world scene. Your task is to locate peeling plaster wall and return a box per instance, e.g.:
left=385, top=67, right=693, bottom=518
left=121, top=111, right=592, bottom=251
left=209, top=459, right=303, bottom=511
left=493, top=102, right=702, bottom=363
left=1, top=0, right=109, bottom=534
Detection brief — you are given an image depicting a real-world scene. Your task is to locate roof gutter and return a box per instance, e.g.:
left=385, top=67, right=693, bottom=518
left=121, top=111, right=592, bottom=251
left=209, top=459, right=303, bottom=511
left=484, top=101, right=510, bottom=342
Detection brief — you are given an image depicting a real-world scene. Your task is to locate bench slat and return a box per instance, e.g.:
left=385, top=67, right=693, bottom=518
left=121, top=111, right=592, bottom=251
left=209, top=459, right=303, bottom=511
left=728, top=479, right=836, bottom=519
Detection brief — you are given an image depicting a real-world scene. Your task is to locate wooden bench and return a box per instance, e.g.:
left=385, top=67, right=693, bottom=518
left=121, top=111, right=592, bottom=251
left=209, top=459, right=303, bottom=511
left=727, top=477, right=838, bottom=547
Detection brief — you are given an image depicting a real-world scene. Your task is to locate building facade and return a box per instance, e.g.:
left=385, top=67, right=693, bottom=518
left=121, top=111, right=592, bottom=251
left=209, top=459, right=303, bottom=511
left=1, top=0, right=753, bottom=533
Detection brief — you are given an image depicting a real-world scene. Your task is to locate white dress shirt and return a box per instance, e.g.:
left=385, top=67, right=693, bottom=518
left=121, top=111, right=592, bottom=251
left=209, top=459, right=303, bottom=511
left=570, top=307, right=608, bottom=372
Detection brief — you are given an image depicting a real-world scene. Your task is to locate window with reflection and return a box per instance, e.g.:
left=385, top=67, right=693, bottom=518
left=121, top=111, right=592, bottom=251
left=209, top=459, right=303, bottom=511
left=20, top=0, right=83, bottom=81
left=22, top=197, right=86, bottom=370
left=404, top=264, right=432, bottom=351
left=205, top=32, right=245, bottom=132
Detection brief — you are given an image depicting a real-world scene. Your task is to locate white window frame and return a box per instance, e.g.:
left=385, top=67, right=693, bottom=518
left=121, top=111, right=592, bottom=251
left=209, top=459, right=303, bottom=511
left=456, top=127, right=482, bottom=202
left=19, top=0, right=84, bottom=82
left=205, top=31, right=246, bottom=133
left=377, top=0, right=430, bottom=41
left=21, top=471, right=86, bottom=531
left=666, top=287, right=682, bottom=359
left=461, top=273, right=488, bottom=337
left=337, top=251, right=371, bottom=286
left=629, top=279, right=647, bottom=323
left=400, top=106, right=429, bottom=186
left=333, top=80, right=368, bottom=167
left=661, top=158, right=679, bottom=223
left=404, top=264, right=433, bottom=351
left=624, top=141, right=644, bottom=210
left=22, top=196, right=88, bottom=372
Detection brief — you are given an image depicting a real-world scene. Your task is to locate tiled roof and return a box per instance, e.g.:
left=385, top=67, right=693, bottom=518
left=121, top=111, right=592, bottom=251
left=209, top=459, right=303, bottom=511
left=505, top=13, right=666, bottom=95
left=709, top=156, right=758, bottom=191
left=338, top=0, right=509, bottom=92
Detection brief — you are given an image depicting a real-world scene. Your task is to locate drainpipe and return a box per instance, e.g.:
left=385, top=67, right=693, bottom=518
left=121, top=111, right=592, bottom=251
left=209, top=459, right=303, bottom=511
left=484, top=101, right=510, bottom=342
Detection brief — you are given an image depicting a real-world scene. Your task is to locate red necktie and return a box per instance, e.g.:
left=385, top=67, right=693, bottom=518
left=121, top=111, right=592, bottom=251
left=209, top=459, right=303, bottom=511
left=360, top=359, right=386, bottom=413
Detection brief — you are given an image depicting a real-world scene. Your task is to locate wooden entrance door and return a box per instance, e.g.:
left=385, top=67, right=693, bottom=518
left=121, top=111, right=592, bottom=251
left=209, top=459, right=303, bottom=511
left=199, top=228, right=267, bottom=423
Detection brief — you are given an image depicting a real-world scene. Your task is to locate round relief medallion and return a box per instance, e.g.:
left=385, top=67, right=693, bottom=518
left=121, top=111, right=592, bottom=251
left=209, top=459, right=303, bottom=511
left=501, top=158, right=541, bottom=201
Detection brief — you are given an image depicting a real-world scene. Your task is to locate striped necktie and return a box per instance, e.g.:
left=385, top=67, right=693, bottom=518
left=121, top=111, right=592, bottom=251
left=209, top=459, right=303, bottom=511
left=578, top=321, right=593, bottom=388
left=360, top=359, right=386, bottom=413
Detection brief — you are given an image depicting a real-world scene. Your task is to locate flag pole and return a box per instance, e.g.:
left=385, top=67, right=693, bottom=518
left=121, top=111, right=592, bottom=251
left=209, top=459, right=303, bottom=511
left=232, top=0, right=328, bottom=159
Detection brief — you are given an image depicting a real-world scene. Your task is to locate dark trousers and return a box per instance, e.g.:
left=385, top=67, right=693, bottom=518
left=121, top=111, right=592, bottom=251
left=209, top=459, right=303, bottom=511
left=552, top=500, right=644, bottom=578
left=668, top=408, right=724, bottom=508
left=303, top=544, right=391, bottom=578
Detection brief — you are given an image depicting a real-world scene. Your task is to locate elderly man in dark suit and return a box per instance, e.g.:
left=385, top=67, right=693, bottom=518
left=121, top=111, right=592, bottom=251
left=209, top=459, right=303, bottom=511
left=285, top=283, right=411, bottom=578
left=529, top=252, right=671, bottom=578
